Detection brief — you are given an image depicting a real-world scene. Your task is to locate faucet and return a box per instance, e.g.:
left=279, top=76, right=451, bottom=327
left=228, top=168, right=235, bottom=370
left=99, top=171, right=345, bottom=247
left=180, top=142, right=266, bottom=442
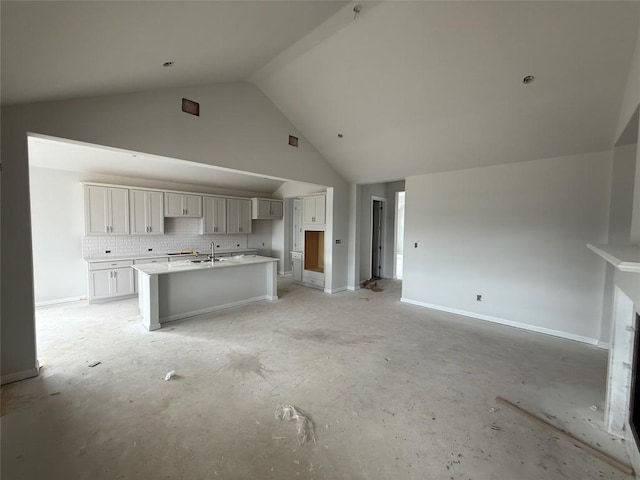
left=210, top=241, right=215, bottom=262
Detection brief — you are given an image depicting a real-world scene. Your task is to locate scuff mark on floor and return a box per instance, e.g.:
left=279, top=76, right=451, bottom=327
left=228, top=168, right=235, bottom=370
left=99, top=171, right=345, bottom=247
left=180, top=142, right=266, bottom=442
left=275, top=328, right=383, bottom=346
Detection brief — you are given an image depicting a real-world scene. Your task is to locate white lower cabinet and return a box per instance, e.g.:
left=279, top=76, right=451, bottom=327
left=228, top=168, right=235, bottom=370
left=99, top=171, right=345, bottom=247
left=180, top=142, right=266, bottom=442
left=88, top=260, right=135, bottom=302
left=302, top=269, right=325, bottom=289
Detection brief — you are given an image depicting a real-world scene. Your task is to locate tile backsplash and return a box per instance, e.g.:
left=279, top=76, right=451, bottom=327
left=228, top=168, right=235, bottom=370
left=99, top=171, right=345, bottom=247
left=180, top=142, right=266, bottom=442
left=82, top=217, right=249, bottom=258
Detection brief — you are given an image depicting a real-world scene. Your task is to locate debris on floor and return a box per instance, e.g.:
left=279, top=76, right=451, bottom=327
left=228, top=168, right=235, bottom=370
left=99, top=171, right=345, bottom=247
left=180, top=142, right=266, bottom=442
left=496, top=396, right=634, bottom=476
left=489, top=407, right=499, bottom=413
left=361, top=278, right=383, bottom=292
left=164, top=370, right=176, bottom=381
left=88, top=361, right=101, bottom=368
left=590, top=404, right=598, bottom=412
left=275, top=404, right=316, bottom=446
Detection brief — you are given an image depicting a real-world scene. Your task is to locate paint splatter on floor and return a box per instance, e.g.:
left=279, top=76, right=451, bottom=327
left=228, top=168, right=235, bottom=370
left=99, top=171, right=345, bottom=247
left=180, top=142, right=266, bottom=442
left=219, top=352, right=270, bottom=379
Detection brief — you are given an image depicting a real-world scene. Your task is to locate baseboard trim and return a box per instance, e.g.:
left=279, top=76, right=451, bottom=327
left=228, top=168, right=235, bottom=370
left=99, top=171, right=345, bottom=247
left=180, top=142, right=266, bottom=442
left=347, top=285, right=361, bottom=291
left=160, top=295, right=269, bottom=323
left=279, top=271, right=292, bottom=276
left=400, top=298, right=599, bottom=346
left=1, top=364, right=40, bottom=385
left=597, top=341, right=611, bottom=350
left=324, top=286, right=348, bottom=294
left=36, top=296, right=85, bottom=307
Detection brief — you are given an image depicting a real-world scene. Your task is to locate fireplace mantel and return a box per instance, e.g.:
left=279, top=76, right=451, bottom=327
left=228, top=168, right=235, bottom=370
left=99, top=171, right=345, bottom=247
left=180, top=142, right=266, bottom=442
left=587, top=243, right=640, bottom=273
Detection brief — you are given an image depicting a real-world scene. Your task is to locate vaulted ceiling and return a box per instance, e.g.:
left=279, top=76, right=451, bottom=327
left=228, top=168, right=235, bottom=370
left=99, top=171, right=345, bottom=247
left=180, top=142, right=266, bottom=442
left=2, top=1, right=639, bottom=185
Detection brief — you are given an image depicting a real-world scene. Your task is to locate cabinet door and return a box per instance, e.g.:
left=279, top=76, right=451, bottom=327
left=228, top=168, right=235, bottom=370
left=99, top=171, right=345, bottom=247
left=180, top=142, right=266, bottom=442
left=239, top=199, right=252, bottom=233
left=112, top=267, right=135, bottom=296
left=212, top=197, right=226, bottom=233
left=184, top=194, right=202, bottom=217
left=314, top=196, right=325, bottom=224
left=303, top=196, right=317, bottom=223
left=270, top=201, right=283, bottom=219
left=85, top=186, right=109, bottom=235
left=164, top=193, right=184, bottom=217
left=129, top=190, right=148, bottom=234
left=89, top=270, right=112, bottom=299
left=227, top=199, right=241, bottom=234
left=257, top=199, right=271, bottom=218
left=147, top=191, right=164, bottom=234
left=202, top=197, right=227, bottom=234
left=109, top=188, right=130, bottom=235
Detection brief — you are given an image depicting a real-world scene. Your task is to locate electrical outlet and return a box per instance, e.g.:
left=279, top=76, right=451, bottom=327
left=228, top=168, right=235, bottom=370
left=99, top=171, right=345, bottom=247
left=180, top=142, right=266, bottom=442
left=477, top=294, right=482, bottom=302
left=148, top=248, right=152, bottom=251
left=414, top=242, right=418, bottom=248
left=105, top=250, right=111, bottom=254
left=262, top=242, right=265, bottom=246
left=336, top=239, right=341, bottom=244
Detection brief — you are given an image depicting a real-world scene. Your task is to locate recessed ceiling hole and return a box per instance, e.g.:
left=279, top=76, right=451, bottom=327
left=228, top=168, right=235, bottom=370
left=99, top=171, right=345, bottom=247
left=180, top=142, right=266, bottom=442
left=337, top=133, right=344, bottom=138
left=163, top=61, right=175, bottom=67
left=522, top=75, right=535, bottom=85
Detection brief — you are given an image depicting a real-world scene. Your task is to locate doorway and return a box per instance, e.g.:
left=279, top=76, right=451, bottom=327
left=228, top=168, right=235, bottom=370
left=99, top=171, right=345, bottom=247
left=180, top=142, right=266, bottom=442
left=394, top=191, right=405, bottom=279
left=370, top=197, right=385, bottom=279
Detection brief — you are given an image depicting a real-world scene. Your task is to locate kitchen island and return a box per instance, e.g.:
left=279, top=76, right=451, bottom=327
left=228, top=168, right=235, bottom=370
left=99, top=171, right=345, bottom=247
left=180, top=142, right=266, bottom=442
left=132, top=255, right=278, bottom=331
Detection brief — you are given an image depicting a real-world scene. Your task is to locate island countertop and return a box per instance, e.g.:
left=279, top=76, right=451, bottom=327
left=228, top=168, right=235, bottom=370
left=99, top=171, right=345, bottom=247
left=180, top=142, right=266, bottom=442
left=132, top=255, right=278, bottom=275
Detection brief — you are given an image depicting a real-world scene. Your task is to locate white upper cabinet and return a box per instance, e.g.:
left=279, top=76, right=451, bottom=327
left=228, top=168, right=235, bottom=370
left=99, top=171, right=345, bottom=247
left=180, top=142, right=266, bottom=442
left=201, top=196, right=227, bottom=234
left=85, top=185, right=130, bottom=235
left=130, top=189, right=164, bottom=235
left=164, top=193, right=202, bottom=217
left=252, top=198, right=283, bottom=220
left=303, top=195, right=326, bottom=225
left=227, top=198, right=252, bottom=234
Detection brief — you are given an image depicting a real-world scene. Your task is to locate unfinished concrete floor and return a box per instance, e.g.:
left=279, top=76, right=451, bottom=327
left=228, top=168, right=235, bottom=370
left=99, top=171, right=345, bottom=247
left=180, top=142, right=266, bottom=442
left=1, top=277, right=633, bottom=479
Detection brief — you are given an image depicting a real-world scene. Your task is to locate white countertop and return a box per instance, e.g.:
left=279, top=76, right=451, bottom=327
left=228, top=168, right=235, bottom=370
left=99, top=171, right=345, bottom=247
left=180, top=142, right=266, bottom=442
left=84, top=248, right=258, bottom=263
left=587, top=243, right=640, bottom=273
left=132, top=255, right=278, bottom=275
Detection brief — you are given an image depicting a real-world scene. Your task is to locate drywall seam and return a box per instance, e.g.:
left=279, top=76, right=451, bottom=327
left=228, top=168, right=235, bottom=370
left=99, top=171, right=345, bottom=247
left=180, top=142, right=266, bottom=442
left=400, top=297, right=599, bottom=346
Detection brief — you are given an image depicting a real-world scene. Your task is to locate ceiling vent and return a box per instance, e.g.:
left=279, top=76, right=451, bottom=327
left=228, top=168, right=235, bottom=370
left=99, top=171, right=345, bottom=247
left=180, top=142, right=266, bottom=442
left=182, top=98, right=200, bottom=116
left=289, top=135, right=299, bottom=147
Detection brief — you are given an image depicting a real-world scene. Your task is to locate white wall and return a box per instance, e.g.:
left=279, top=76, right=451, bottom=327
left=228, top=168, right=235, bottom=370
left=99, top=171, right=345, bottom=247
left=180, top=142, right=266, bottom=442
left=1, top=82, right=349, bottom=383
left=402, top=151, right=612, bottom=343
left=29, top=168, right=86, bottom=304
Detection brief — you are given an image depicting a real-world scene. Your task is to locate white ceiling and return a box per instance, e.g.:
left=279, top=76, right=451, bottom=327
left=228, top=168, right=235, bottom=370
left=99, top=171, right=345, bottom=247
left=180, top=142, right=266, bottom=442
left=3, top=1, right=640, bottom=186
left=255, top=2, right=640, bottom=183
left=1, top=1, right=346, bottom=105
left=28, top=135, right=285, bottom=194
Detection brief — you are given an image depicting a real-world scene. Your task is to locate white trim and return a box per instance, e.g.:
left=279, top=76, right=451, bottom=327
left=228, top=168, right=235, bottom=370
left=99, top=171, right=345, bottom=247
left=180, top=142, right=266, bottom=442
left=160, top=295, right=270, bottom=323
left=279, top=270, right=292, bottom=276
left=400, top=298, right=599, bottom=346
left=1, top=364, right=39, bottom=385
left=35, top=296, right=85, bottom=307
left=347, top=285, right=361, bottom=291
left=324, top=286, right=348, bottom=294
left=597, top=341, right=611, bottom=350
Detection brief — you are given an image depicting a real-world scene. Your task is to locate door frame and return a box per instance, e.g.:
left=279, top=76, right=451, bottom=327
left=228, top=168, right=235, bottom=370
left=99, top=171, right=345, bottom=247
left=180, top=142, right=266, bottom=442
left=369, top=195, right=387, bottom=280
